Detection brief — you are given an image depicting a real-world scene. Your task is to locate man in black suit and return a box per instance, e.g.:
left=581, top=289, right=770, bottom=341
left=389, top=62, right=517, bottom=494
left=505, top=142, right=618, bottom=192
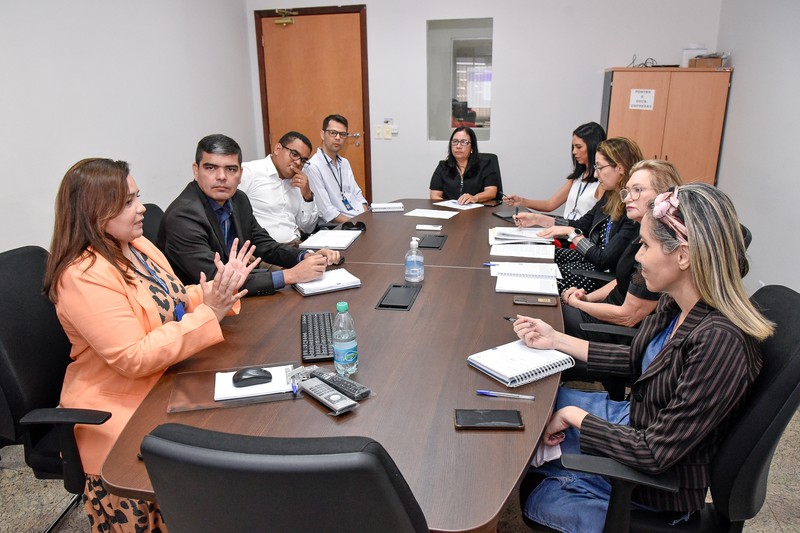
left=158, top=134, right=340, bottom=296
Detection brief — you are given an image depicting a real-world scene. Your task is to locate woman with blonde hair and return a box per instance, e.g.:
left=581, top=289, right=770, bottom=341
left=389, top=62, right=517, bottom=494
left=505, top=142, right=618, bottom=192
left=44, top=158, right=259, bottom=531
left=513, top=183, right=772, bottom=532
left=516, top=137, right=643, bottom=292
left=561, top=160, right=683, bottom=343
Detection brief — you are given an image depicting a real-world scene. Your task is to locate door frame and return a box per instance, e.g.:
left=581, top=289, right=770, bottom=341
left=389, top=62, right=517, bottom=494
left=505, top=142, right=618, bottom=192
left=254, top=5, right=373, bottom=201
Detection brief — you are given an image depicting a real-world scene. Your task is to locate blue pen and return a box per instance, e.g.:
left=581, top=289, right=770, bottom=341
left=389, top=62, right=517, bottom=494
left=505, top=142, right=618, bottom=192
left=291, top=382, right=298, bottom=396
left=477, top=389, right=535, bottom=401
left=483, top=262, right=498, bottom=267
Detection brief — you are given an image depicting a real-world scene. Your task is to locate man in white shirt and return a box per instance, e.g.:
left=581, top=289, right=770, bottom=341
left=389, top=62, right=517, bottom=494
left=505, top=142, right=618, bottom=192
left=240, top=131, right=318, bottom=244
left=306, top=114, right=369, bottom=224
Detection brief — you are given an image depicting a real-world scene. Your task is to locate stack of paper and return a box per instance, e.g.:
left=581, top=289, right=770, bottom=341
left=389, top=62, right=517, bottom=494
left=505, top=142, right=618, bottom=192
left=404, top=209, right=459, bottom=219
left=299, top=230, right=362, bottom=250
left=214, top=364, right=295, bottom=401
left=294, top=268, right=362, bottom=296
left=433, top=200, right=484, bottom=210
left=371, top=202, right=404, bottom=212
left=490, top=244, right=555, bottom=260
left=489, top=227, right=553, bottom=245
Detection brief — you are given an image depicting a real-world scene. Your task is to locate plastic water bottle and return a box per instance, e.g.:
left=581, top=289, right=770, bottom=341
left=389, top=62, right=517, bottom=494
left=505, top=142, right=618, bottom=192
left=404, top=237, right=424, bottom=282
left=333, top=301, right=358, bottom=375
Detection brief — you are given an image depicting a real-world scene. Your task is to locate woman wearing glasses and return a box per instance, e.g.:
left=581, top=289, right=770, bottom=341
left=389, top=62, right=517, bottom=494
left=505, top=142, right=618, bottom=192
left=513, top=184, right=771, bottom=532
left=516, top=137, right=642, bottom=293
left=429, top=126, right=501, bottom=205
left=504, top=122, right=606, bottom=220
left=561, top=161, right=683, bottom=343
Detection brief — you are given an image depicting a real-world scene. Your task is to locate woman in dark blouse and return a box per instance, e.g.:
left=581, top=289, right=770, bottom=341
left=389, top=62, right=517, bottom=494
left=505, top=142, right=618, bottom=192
left=429, top=126, right=500, bottom=205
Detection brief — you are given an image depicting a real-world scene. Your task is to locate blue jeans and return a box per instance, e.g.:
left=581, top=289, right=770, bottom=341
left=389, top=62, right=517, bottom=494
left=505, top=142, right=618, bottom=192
left=524, top=387, right=630, bottom=533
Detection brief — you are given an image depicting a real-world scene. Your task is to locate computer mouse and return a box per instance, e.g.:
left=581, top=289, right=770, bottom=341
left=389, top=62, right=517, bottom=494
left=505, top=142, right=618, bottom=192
left=232, top=367, right=273, bottom=387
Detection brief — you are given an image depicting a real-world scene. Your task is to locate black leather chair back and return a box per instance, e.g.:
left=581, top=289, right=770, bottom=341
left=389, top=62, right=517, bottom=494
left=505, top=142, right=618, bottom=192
left=0, top=246, right=71, bottom=447
left=142, top=423, right=429, bottom=533
left=142, top=203, right=164, bottom=244
left=481, top=152, right=503, bottom=202
left=708, top=285, right=800, bottom=522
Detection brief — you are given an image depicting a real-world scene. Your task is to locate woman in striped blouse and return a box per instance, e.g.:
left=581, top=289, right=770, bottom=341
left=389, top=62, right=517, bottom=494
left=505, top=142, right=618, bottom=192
left=512, top=183, right=774, bottom=532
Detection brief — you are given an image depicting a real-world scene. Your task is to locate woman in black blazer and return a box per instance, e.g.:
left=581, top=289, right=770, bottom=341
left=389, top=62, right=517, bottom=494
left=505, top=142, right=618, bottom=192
left=511, top=184, right=774, bottom=532
left=515, top=137, right=642, bottom=293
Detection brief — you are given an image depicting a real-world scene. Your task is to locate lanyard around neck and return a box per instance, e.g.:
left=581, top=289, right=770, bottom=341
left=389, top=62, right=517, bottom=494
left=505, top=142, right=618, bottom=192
left=323, top=151, right=343, bottom=193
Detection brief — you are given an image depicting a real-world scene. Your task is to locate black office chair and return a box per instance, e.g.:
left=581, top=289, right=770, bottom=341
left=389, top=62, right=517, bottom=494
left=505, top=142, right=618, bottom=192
left=481, top=152, right=504, bottom=203
left=142, top=202, right=164, bottom=243
left=141, top=423, right=429, bottom=533
left=0, top=246, right=110, bottom=532
left=521, top=284, right=800, bottom=533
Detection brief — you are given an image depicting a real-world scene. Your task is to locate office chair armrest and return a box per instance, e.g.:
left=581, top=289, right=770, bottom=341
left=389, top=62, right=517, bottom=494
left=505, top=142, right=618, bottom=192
left=560, top=454, right=678, bottom=492
left=560, top=454, right=678, bottom=533
left=569, top=269, right=615, bottom=284
left=579, top=322, right=639, bottom=338
left=20, top=407, right=111, bottom=427
left=21, top=408, right=111, bottom=494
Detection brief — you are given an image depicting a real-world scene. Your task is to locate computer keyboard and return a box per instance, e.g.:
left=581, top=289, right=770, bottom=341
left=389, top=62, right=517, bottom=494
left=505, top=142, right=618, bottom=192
left=301, top=312, right=335, bottom=362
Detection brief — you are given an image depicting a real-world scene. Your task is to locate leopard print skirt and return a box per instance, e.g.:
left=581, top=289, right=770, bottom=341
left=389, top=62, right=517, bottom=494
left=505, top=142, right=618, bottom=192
left=83, top=475, right=168, bottom=533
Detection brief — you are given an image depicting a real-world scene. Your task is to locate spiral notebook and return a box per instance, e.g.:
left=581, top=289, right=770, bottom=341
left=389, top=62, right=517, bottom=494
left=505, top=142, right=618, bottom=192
left=467, top=340, right=575, bottom=387
left=493, top=263, right=560, bottom=296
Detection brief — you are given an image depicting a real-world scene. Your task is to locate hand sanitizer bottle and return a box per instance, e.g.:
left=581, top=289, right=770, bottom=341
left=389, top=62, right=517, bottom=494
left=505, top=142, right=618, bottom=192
left=404, top=237, right=424, bottom=282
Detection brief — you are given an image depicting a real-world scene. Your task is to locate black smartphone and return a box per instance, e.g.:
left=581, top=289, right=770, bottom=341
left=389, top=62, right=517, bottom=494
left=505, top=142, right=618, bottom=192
left=454, top=409, right=524, bottom=430
left=513, top=295, right=558, bottom=306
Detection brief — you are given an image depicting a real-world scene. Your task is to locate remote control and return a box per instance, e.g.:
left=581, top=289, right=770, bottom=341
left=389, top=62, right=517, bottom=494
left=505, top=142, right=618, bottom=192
left=310, top=368, right=372, bottom=400
left=300, top=377, right=358, bottom=415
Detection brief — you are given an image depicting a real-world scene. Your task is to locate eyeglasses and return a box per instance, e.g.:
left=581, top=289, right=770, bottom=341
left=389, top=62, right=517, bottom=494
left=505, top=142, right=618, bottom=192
left=279, top=144, right=310, bottom=167
left=593, top=163, right=615, bottom=172
left=451, top=139, right=471, bottom=146
left=324, top=129, right=350, bottom=139
left=619, top=186, right=654, bottom=202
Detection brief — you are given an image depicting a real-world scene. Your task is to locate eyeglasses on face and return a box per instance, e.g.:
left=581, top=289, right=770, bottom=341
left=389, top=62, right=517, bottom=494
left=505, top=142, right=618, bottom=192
left=279, top=144, right=310, bottom=167
left=451, top=139, right=471, bottom=146
left=619, top=186, right=654, bottom=202
left=593, top=163, right=615, bottom=172
left=325, top=129, right=349, bottom=139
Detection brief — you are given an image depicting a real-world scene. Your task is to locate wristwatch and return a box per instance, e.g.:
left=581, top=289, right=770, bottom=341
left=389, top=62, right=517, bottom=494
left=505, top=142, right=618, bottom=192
left=567, top=229, right=583, bottom=243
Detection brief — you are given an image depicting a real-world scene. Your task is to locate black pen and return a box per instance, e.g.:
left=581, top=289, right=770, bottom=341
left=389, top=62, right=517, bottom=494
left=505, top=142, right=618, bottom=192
left=503, top=316, right=517, bottom=323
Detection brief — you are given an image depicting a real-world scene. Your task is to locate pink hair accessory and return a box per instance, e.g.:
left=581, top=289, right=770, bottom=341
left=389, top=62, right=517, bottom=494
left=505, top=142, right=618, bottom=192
left=652, top=187, right=688, bottom=244
left=653, top=189, right=680, bottom=220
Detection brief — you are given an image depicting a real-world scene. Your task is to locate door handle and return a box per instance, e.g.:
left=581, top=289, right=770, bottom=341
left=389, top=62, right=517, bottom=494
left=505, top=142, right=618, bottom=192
left=350, top=132, right=361, bottom=139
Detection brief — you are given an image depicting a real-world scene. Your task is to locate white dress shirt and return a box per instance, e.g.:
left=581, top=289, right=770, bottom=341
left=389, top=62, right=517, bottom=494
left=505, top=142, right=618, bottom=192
left=240, top=155, right=318, bottom=243
left=306, top=148, right=368, bottom=223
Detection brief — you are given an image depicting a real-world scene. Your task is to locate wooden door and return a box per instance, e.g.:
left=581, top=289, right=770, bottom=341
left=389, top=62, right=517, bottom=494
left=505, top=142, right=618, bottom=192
left=606, top=70, right=672, bottom=161
left=661, top=71, right=731, bottom=184
left=255, top=6, right=372, bottom=200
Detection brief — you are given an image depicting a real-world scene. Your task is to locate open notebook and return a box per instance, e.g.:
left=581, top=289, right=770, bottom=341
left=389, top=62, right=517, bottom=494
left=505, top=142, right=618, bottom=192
left=467, top=340, right=574, bottom=387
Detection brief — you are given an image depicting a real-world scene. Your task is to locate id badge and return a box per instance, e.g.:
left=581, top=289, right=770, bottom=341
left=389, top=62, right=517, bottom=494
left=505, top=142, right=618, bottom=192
left=342, top=195, right=354, bottom=211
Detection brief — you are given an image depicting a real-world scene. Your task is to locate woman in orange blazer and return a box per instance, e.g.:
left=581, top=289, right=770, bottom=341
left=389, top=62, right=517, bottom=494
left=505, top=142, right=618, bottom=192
left=43, top=158, right=259, bottom=533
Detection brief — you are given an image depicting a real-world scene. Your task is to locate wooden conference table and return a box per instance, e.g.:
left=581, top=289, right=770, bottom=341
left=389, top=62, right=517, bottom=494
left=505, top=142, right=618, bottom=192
left=102, top=199, right=565, bottom=533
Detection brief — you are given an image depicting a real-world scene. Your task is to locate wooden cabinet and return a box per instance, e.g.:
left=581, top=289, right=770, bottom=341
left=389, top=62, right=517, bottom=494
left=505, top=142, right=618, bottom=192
left=600, top=68, right=732, bottom=184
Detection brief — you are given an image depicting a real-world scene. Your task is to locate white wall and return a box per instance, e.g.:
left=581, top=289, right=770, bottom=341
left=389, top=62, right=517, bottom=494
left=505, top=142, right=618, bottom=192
left=19, top=1, right=792, bottom=292
left=716, top=0, right=799, bottom=292
left=246, top=0, right=722, bottom=206
left=0, top=0, right=255, bottom=251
